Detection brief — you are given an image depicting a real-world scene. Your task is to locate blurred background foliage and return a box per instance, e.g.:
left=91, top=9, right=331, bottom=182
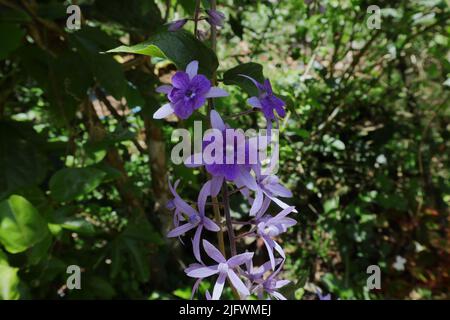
left=0, top=0, right=449, bottom=300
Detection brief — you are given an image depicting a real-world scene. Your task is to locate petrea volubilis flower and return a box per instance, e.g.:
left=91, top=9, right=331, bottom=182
left=240, top=75, right=286, bottom=121
left=153, top=61, right=229, bottom=120
left=168, top=19, right=188, bottom=31
left=186, top=240, right=253, bottom=300
left=167, top=180, right=220, bottom=261
left=206, top=9, right=225, bottom=27
left=243, top=258, right=283, bottom=284
left=237, top=163, right=297, bottom=216
left=255, top=206, right=297, bottom=269
left=185, top=110, right=264, bottom=196
left=252, top=263, right=290, bottom=300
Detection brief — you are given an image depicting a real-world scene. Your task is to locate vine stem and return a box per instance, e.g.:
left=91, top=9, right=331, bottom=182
left=208, top=0, right=240, bottom=300
left=194, top=0, right=201, bottom=39
left=202, top=0, right=227, bottom=260
left=222, top=184, right=237, bottom=256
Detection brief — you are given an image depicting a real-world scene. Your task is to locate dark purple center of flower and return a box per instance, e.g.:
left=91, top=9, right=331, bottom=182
left=264, top=279, right=277, bottom=290
left=185, top=89, right=196, bottom=99
left=188, top=214, right=200, bottom=224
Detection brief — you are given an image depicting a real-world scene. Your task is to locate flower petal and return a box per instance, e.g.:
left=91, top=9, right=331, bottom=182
left=275, top=280, right=290, bottom=289
left=268, top=183, right=292, bottom=198
left=268, top=194, right=298, bottom=213
left=250, top=189, right=264, bottom=216
left=203, top=216, right=220, bottom=232
left=198, top=180, right=211, bottom=216
left=153, top=103, right=174, bottom=119
left=206, top=87, right=229, bottom=98
left=167, top=222, right=197, bottom=237
left=187, top=265, right=219, bottom=278
left=227, top=269, right=250, bottom=297
left=190, top=278, right=203, bottom=300
left=156, top=85, right=173, bottom=94
left=192, top=225, right=203, bottom=262
left=227, top=252, right=254, bottom=268
left=174, top=197, right=198, bottom=217
left=212, top=272, right=227, bottom=300
left=171, top=71, right=190, bottom=89
left=203, top=239, right=226, bottom=263
left=210, top=110, right=226, bottom=131
left=237, top=167, right=257, bottom=190
left=270, top=291, right=287, bottom=300
left=247, top=97, right=262, bottom=108
left=210, top=175, right=224, bottom=197
left=262, top=237, right=276, bottom=270
left=186, top=60, right=199, bottom=79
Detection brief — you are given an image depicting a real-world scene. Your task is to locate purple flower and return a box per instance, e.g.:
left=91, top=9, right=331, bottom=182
left=243, top=258, right=282, bottom=283
left=184, top=110, right=261, bottom=196
left=168, top=19, right=188, bottom=31
left=167, top=179, right=220, bottom=261
left=153, top=61, right=229, bottom=120
left=252, top=263, right=290, bottom=300
left=240, top=75, right=286, bottom=121
left=255, top=206, right=297, bottom=269
left=186, top=240, right=254, bottom=300
left=237, top=163, right=297, bottom=216
left=206, top=9, right=225, bottom=27
left=317, top=291, right=331, bottom=300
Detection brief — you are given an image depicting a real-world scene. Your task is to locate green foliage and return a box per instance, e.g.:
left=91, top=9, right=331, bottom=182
left=0, top=195, right=49, bottom=254
left=223, top=62, right=264, bottom=96
left=49, top=168, right=106, bottom=202
left=108, top=29, right=219, bottom=78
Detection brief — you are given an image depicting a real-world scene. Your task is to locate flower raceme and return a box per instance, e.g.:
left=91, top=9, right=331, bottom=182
left=152, top=58, right=297, bottom=299
left=153, top=61, right=228, bottom=120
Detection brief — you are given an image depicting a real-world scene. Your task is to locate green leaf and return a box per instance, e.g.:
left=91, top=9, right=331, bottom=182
left=0, top=121, right=48, bottom=200
left=122, top=217, right=164, bottom=245
left=27, top=233, right=52, bottom=266
left=56, top=217, right=96, bottom=236
left=223, top=62, right=264, bottom=96
left=49, top=167, right=106, bottom=202
left=0, top=264, right=20, bottom=300
left=107, top=30, right=219, bottom=78
left=123, top=239, right=150, bottom=282
left=92, top=55, right=127, bottom=99
left=0, top=23, right=24, bottom=60
left=324, top=197, right=339, bottom=214
left=0, top=195, right=49, bottom=254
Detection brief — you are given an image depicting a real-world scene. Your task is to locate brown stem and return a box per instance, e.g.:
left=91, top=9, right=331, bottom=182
left=222, top=184, right=237, bottom=256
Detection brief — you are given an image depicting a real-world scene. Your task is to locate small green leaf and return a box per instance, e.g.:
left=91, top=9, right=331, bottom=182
left=223, top=62, right=264, bottom=96
left=107, top=30, right=219, bottom=78
left=49, top=167, right=106, bottom=202
left=0, top=195, right=49, bottom=254
left=0, top=264, right=20, bottom=300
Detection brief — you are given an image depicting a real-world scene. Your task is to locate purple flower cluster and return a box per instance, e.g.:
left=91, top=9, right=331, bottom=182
left=154, top=57, right=295, bottom=299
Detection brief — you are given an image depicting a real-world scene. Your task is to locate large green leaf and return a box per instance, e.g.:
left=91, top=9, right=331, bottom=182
left=49, top=167, right=106, bottom=202
left=0, top=121, right=49, bottom=200
left=0, top=195, right=49, bottom=254
left=0, top=23, right=24, bottom=60
left=69, top=28, right=126, bottom=99
left=223, top=62, right=264, bottom=96
left=107, top=30, right=219, bottom=78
